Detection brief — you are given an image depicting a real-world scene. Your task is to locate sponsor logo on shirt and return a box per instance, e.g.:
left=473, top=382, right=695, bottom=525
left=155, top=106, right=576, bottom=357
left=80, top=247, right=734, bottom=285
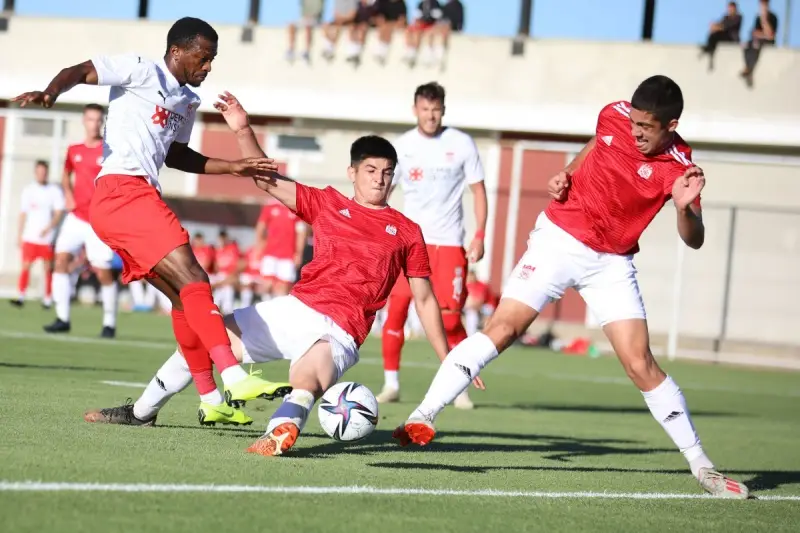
left=409, top=168, right=424, bottom=182
left=339, top=209, right=351, bottom=218
left=151, top=105, right=188, bottom=134
left=637, top=164, right=653, bottom=180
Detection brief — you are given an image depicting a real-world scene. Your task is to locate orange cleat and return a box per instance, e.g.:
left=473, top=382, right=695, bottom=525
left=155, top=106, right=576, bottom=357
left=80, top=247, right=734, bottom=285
left=246, top=422, right=299, bottom=457
left=393, top=419, right=436, bottom=447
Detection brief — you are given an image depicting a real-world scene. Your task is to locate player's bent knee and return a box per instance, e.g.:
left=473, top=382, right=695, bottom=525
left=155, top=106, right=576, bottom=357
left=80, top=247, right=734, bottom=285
left=620, top=352, right=664, bottom=389
left=289, top=342, right=338, bottom=399
left=54, top=253, right=72, bottom=273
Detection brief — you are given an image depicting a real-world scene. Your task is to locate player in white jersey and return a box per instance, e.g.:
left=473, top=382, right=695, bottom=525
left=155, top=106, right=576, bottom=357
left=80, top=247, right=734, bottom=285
left=10, top=161, right=64, bottom=308
left=379, top=82, right=488, bottom=408
left=13, top=17, right=291, bottom=427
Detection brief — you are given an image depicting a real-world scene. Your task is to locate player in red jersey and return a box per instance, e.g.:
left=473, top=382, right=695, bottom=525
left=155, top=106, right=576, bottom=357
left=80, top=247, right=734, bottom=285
left=191, top=232, right=216, bottom=274
left=238, top=244, right=265, bottom=307
left=464, top=270, right=497, bottom=336
left=395, top=76, right=749, bottom=499
left=211, top=230, right=240, bottom=314
left=87, top=93, right=474, bottom=456
left=255, top=199, right=307, bottom=297
left=16, top=17, right=291, bottom=425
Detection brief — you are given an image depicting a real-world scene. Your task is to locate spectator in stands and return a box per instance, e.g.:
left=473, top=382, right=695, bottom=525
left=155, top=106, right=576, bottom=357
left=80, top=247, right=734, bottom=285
left=431, top=0, right=463, bottom=68
left=374, top=0, right=408, bottom=64
left=344, top=0, right=381, bottom=65
left=286, top=0, right=325, bottom=63
left=741, top=0, right=778, bottom=88
left=403, top=0, right=443, bottom=67
left=699, top=1, right=741, bottom=71
left=322, top=0, right=359, bottom=60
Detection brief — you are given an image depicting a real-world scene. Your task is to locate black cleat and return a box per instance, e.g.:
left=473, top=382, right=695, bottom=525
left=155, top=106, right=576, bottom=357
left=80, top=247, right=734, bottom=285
left=100, top=326, right=116, bottom=339
left=43, top=318, right=71, bottom=333
left=84, top=398, right=156, bottom=426
left=9, top=299, right=24, bottom=308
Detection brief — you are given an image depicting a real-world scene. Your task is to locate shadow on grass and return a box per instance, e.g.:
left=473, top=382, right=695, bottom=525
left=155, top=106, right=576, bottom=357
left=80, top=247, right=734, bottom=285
left=478, top=403, right=739, bottom=417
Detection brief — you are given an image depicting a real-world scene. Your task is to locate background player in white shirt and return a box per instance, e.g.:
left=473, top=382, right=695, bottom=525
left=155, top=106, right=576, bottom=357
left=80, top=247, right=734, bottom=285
left=379, top=82, right=488, bottom=409
left=10, top=161, right=64, bottom=308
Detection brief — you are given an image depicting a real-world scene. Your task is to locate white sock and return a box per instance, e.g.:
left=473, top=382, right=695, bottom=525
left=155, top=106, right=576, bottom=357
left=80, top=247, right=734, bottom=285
left=200, top=389, right=224, bottom=406
left=410, top=333, right=499, bottom=422
left=52, top=272, right=71, bottom=322
left=384, top=370, right=399, bottom=390
left=375, top=41, right=389, bottom=59
left=240, top=287, right=254, bottom=308
left=101, top=283, right=118, bottom=327
left=133, top=349, right=192, bottom=420
left=266, top=389, right=315, bottom=433
left=421, top=45, right=434, bottom=64
left=323, top=39, right=334, bottom=54
left=642, top=375, right=712, bottom=478
left=465, top=309, right=480, bottom=336
left=129, top=281, right=146, bottom=306
left=220, top=365, right=249, bottom=385
left=404, top=45, right=416, bottom=60
left=345, top=41, right=360, bottom=59
left=434, top=44, right=446, bottom=60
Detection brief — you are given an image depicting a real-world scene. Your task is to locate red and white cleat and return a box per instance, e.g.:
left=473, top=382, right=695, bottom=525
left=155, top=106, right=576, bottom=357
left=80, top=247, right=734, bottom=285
left=392, top=419, right=436, bottom=447
left=697, top=468, right=750, bottom=499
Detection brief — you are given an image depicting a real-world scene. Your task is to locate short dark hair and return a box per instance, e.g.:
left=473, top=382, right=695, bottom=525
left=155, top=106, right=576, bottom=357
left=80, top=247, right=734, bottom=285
left=84, top=103, right=104, bottom=114
left=193, top=232, right=204, bottom=240
left=166, top=17, right=218, bottom=52
left=218, top=229, right=228, bottom=238
left=350, top=136, right=398, bottom=167
left=630, top=75, right=684, bottom=126
left=35, top=160, right=48, bottom=169
left=414, top=82, right=446, bottom=104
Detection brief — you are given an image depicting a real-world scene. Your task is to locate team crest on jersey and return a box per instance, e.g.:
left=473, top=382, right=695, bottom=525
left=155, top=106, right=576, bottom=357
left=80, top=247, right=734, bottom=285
left=518, top=264, right=535, bottom=280
left=637, top=164, right=653, bottom=180
left=409, top=168, right=424, bottom=182
left=74, top=154, right=82, bottom=163
left=385, top=225, right=397, bottom=236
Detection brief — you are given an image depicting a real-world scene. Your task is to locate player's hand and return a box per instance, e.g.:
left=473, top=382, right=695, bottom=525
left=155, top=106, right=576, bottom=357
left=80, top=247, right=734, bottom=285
left=472, top=376, right=486, bottom=390
left=672, top=166, right=705, bottom=210
left=12, top=91, right=57, bottom=108
left=64, top=195, right=76, bottom=212
left=548, top=171, right=571, bottom=201
left=39, top=228, right=50, bottom=238
left=229, top=157, right=279, bottom=177
left=213, top=91, right=250, bottom=134
left=467, top=237, right=484, bottom=263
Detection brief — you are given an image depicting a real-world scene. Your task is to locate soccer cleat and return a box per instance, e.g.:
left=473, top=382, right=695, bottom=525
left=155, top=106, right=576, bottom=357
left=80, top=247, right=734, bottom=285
left=223, top=370, right=292, bottom=408
left=697, top=468, right=750, bottom=499
left=43, top=318, right=71, bottom=334
left=246, top=422, right=300, bottom=457
left=41, top=300, right=52, bottom=310
left=100, top=326, right=116, bottom=339
left=453, top=390, right=474, bottom=410
left=392, top=419, right=436, bottom=447
left=198, top=402, right=253, bottom=426
left=376, top=386, right=400, bottom=404
left=83, top=399, right=156, bottom=426
left=9, top=299, right=23, bottom=308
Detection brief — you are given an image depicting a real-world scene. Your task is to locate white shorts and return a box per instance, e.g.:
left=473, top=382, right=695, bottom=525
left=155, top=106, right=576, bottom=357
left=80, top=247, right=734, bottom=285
left=502, top=212, right=646, bottom=327
left=261, top=255, right=297, bottom=284
left=233, top=295, right=359, bottom=381
left=54, top=212, right=114, bottom=269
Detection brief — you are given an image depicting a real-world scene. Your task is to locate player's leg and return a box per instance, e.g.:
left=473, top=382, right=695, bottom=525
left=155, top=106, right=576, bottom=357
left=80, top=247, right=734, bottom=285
left=41, top=247, right=54, bottom=308
left=46, top=213, right=86, bottom=332
left=11, top=244, right=34, bottom=306
left=378, top=283, right=412, bottom=403
left=86, top=230, right=119, bottom=337
left=581, top=255, right=748, bottom=498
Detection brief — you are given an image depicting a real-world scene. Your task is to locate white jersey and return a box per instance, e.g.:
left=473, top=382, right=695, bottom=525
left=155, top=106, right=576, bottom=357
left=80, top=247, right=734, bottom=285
left=394, top=127, right=484, bottom=247
left=20, top=182, right=65, bottom=245
left=92, top=54, right=200, bottom=193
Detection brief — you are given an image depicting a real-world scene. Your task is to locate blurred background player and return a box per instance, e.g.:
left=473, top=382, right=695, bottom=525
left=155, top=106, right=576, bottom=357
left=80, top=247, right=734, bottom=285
left=191, top=231, right=216, bottom=275
left=464, top=269, right=497, bottom=336
left=44, top=104, right=119, bottom=338
left=373, top=0, right=408, bottom=64
left=239, top=242, right=265, bottom=307
left=10, top=160, right=64, bottom=308
left=379, top=82, right=487, bottom=409
left=212, top=229, right=240, bottom=315
left=256, top=198, right=307, bottom=299
left=322, top=0, right=359, bottom=60
left=403, top=0, right=442, bottom=66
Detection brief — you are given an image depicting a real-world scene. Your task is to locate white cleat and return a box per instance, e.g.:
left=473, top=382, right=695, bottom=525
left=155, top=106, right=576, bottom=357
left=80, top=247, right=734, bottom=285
left=697, top=468, right=749, bottom=499
left=453, top=390, right=474, bottom=410
left=376, top=386, right=400, bottom=404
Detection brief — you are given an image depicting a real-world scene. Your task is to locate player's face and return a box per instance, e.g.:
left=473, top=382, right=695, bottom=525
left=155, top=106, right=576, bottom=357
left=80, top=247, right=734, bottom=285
left=348, top=157, right=395, bottom=207
left=629, top=108, right=678, bottom=155
left=173, top=36, right=217, bottom=87
left=83, top=109, right=103, bottom=139
left=34, top=164, right=48, bottom=184
left=414, top=97, right=444, bottom=136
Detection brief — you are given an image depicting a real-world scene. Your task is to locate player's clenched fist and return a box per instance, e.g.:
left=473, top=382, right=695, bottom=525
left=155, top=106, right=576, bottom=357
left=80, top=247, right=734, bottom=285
left=229, top=157, right=279, bottom=177
left=548, top=171, right=571, bottom=201
left=672, top=166, right=705, bottom=209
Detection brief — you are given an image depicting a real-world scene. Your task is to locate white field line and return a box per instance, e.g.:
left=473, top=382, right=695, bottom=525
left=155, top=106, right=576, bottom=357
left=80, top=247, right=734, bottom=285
left=0, top=481, right=798, bottom=501
left=100, top=380, right=148, bottom=388
left=3, top=330, right=798, bottom=398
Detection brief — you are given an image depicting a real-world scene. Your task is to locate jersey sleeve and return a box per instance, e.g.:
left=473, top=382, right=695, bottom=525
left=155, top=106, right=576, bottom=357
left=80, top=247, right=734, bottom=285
left=91, top=54, right=151, bottom=88
left=462, top=137, right=485, bottom=185
left=404, top=224, right=432, bottom=278
left=294, top=184, right=327, bottom=224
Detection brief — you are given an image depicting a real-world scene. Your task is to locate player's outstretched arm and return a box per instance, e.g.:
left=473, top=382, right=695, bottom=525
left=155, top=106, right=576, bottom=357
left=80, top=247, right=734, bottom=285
left=672, top=167, right=705, bottom=249
left=12, top=60, right=98, bottom=108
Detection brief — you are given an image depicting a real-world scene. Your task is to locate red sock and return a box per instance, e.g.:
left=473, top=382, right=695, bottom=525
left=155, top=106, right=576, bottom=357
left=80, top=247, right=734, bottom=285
left=442, top=312, right=468, bottom=350
left=382, top=295, right=411, bottom=371
left=44, top=270, right=53, bottom=299
left=171, top=309, right=216, bottom=395
left=18, top=269, right=30, bottom=296
left=179, top=282, right=238, bottom=372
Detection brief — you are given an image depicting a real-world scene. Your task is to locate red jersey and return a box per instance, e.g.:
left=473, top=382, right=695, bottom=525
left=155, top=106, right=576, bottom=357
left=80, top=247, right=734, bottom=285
left=243, top=246, right=264, bottom=275
left=193, top=244, right=216, bottom=274
left=467, top=280, right=498, bottom=307
left=546, top=101, right=696, bottom=255
left=258, top=201, right=301, bottom=260
left=291, top=184, right=431, bottom=346
left=215, top=243, right=241, bottom=276
left=63, top=142, right=104, bottom=222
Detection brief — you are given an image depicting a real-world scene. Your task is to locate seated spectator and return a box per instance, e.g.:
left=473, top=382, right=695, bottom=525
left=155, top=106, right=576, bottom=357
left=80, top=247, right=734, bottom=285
left=374, top=0, right=408, bottom=64
left=344, top=0, right=382, bottom=65
left=403, top=0, right=443, bottom=67
left=431, top=0, right=463, bottom=67
left=286, top=0, right=325, bottom=63
left=322, top=0, right=359, bottom=60
left=699, top=1, right=741, bottom=71
left=741, top=0, right=778, bottom=88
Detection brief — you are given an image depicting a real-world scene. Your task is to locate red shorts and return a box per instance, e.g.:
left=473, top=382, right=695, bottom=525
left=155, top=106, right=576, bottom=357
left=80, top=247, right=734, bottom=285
left=407, top=20, right=436, bottom=32
left=390, top=245, right=468, bottom=312
left=21, top=242, right=54, bottom=263
left=90, top=175, right=189, bottom=284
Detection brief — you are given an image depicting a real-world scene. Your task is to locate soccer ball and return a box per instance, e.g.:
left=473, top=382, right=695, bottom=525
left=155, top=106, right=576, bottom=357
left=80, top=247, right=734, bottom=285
left=317, top=382, right=379, bottom=442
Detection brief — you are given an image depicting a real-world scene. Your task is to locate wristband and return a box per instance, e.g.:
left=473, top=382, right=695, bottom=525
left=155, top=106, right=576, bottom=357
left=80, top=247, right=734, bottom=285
left=474, top=230, right=485, bottom=240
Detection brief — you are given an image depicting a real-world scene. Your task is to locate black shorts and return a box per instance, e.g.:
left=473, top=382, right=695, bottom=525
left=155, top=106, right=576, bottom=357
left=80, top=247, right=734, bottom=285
left=441, top=1, right=463, bottom=31
left=356, top=3, right=380, bottom=24
left=379, top=0, right=407, bottom=22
